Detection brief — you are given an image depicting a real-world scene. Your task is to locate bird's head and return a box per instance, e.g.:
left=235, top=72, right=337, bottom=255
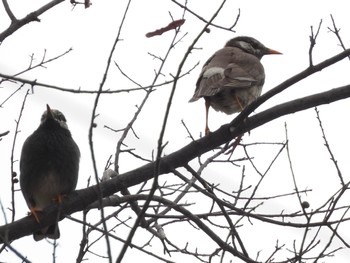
left=41, top=104, right=69, bottom=130
left=225, top=36, right=281, bottom=59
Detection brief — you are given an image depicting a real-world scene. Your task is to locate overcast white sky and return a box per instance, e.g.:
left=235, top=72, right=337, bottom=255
left=1, top=0, right=350, bottom=262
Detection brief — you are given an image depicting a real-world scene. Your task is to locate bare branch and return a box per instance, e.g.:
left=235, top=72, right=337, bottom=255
left=308, top=19, right=323, bottom=66
left=171, top=0, right=239, bottom=32
left=0, top=0, right=65, bottom=43
left=2, top=0, right=17, bottom=22
left=9, top=90, right=30, bottom=223
left=314, top=107, right=344, bottom=185
left=328, top=14, right=350, bottom=60
left=230, top=48, right=350, bottom=129
left=88, top=0, right=133, bottom=260
left=0, top=131, right=10, bottom=139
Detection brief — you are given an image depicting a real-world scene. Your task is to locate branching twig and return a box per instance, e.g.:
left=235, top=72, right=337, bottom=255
left=0, top=0, right=65, bottom=43
left=16, top=48, right=73, bottom=77
left=314, top=107, right=344, bottom=186
left=229, top=48, right=350, bottom=131
left=116, top=7, right=189, bottom=262
left=171, top=0, right=239, bottom=32
left=88, top=0, right=133, bottom=261
left=10, top=90, right=30, bottom=223
left=309, top=20, right=323, bottom=67
left=328, top=14, right=350, bottom=60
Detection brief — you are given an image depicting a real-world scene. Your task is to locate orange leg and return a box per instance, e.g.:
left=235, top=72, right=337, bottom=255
left=53, top=194, right=65, bottom=204
left=235, top=95, right=244, bottom=111
left=204, top=98, right=210, bottom=136
left=29, top=207, right=42, bottom=223
left=234, top=95, right=251, bottom=135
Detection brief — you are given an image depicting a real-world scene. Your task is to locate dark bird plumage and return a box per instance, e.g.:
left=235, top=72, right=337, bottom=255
left=20, top=104, right=80, bottom=241
left=190, top=36, right=281, bottom=135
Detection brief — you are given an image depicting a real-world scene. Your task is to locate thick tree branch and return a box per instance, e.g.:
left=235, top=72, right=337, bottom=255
left=1, top=83, right=349, bottom=243
left=232, top=84, right=350, bottom=134
left=231, top=48, right=350, bottom=127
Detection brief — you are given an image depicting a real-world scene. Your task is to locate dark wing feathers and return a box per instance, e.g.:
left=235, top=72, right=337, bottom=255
left=190, top=47, right=264, bottom=101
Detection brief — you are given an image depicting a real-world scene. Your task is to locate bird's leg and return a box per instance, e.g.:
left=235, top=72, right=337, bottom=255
left=235, top=95, right=244, bottom=111
left=234, top=95, right=251, bottom=135
left=29, top=207, right=42, bottom=223
left=28, top=195, right=65, bottom=223
left=53, top=194, right=66, bottom=204
left=204, top=98, right=211, bottom=135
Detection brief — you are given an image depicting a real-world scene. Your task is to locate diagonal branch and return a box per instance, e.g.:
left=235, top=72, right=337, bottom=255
left=230, top=48, right=350, bottom=128
left=1, top=82, right=350, bottom=244
left=2, top=0, right=17, bottom=22
left=0, top=0, right=65, bottom=43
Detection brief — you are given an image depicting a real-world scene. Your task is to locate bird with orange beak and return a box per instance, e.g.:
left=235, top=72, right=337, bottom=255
left=190, top=36, right=281, bottom=135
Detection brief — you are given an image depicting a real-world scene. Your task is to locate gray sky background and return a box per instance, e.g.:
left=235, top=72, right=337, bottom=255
left=1, top=0, right=350, bottom=262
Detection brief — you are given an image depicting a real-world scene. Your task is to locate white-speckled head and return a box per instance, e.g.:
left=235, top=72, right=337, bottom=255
left=41, top=104, right=69, bottom=130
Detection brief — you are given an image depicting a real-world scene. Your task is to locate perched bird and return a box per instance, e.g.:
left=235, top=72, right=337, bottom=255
left=20, top=104, right=80, bottom=241
left=190, top=36, right=281, bottom=135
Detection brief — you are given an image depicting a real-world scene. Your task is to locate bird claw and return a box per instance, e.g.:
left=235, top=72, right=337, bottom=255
left=224, top=135, right=243, bottom=156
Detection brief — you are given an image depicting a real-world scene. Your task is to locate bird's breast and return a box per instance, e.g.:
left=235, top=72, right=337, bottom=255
left=31, top=172, right=64, bottom=209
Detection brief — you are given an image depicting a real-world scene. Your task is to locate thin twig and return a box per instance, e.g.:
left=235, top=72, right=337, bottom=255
left=116, top=7, right=188, bottom=262
left=314, top=107, right=344, bottom=186
left=328, top=14, right=350, bottom=60
left=10, top=89, right=30, bottom=222
left=0, top=0, right=65, bottom=43
left=171, top=0, right=239, bottom=32
left=88, top=1, right=133, bottom=261
left=308, top=19, right=323, bottom=67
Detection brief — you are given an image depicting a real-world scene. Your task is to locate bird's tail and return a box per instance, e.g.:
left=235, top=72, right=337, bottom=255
left=33, top=223, right=60, bottom=241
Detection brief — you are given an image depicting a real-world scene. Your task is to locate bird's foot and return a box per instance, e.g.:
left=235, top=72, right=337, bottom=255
left=225, top=134, right=243, bottom=156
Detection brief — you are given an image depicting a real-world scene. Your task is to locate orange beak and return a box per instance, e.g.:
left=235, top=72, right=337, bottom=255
left=266, top=48, right=282, bottom=55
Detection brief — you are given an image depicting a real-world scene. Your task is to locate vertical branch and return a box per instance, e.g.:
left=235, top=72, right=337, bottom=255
left=328, top=14, right=350, bottom=60
left=116, top=0, right=229, bottom=261
left=115, top=16, right=184, bottom=263
left=88, top=0, right=132, bottom=261
left=10, top=88, right=29, bottom=223
left=308, top=19, right=322, bottom=67
left=284, top=122, right=309, bottom=216
left=114, top=23, right=183, bottom=173
left=314, top=107, right=344, bottom=186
